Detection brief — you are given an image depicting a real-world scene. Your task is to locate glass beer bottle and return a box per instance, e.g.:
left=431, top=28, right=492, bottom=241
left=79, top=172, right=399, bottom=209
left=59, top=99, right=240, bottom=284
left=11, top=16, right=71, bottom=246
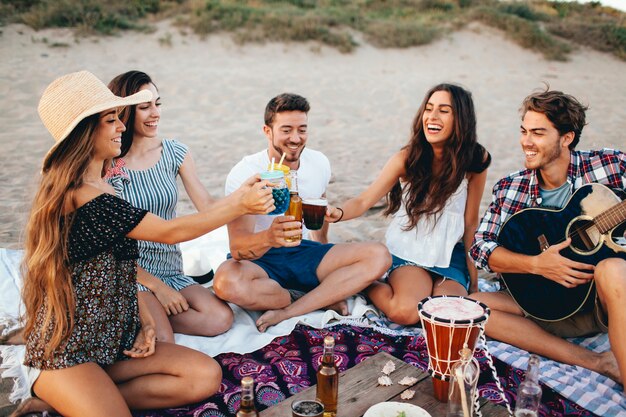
left=316, top=336, right=338, bottom=417
left=284, top=171, right=303, bottom=242
left=236, top=376, right=259, bottom=417
left=514, top=354, right=542, bottom=417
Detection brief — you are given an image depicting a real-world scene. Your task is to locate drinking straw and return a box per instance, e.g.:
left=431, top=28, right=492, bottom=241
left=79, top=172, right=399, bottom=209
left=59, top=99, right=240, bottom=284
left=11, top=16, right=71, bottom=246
left=278, top=152, right=286, bottom=167
left=270, top=157, right=275, bottom=171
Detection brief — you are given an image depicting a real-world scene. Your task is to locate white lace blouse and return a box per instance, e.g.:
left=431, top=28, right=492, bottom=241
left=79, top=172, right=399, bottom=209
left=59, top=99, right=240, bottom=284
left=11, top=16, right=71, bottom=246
left=385, top=178, right=468, bottom=268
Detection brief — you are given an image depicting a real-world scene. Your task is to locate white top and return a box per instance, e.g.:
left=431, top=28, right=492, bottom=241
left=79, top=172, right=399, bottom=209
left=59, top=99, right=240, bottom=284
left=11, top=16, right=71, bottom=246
left=385, top=178, right=468, bottom=268
left=225, top=148, right=331, bottom=239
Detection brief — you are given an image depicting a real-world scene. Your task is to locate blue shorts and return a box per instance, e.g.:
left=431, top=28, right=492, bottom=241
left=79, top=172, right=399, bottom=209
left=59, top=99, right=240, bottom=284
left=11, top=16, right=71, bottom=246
left=389, top=242, right=470, bottom=291
left=228, top=240, right=334, bottom=291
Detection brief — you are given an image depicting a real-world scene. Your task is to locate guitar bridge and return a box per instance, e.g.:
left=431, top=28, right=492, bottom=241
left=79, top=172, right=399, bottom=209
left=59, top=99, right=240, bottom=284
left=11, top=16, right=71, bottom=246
left=538, top=234, right=550, bottom=252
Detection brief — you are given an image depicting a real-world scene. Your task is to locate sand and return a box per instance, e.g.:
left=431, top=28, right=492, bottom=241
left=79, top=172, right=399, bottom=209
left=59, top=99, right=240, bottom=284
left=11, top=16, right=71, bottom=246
left=0, top=20, right=625, bottom=249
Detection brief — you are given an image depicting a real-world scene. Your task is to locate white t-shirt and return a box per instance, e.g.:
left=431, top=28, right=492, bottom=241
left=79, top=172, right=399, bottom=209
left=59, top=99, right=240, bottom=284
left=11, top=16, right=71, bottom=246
left=225, top=148, right=331, bottom=239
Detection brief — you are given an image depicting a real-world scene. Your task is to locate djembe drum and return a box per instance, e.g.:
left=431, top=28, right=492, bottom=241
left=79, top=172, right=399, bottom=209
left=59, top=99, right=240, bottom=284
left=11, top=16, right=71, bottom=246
left=417, top=295, right=490, bottom=402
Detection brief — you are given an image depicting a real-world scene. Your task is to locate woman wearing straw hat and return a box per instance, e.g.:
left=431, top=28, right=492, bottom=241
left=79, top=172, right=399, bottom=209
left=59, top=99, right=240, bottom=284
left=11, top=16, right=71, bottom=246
left=18, top=71, right=274, bottom=416
left=106, top=70, right=233, bottom=343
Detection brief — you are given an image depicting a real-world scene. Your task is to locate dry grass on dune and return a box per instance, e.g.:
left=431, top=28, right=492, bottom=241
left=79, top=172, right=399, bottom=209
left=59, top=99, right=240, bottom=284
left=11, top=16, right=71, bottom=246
left=0, top=0, right=624, bottom=61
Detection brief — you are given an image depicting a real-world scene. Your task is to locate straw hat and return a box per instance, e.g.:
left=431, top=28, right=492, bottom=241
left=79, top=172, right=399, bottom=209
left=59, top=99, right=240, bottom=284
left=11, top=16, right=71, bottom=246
left=38, top=70, right=152, bottom=156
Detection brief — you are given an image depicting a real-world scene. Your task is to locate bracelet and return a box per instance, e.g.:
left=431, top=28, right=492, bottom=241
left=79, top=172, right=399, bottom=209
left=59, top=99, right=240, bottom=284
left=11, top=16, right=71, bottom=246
left=333, top=207, right=344, bottom=223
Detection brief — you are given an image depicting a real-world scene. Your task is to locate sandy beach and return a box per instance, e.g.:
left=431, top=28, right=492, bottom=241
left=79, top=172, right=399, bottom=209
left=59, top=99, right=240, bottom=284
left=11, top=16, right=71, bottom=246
left=0, top=20, right=624, bottom=249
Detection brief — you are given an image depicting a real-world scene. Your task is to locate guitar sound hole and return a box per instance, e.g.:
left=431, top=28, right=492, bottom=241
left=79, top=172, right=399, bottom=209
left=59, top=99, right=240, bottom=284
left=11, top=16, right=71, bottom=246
left=569, top=218, right=600, bottom=253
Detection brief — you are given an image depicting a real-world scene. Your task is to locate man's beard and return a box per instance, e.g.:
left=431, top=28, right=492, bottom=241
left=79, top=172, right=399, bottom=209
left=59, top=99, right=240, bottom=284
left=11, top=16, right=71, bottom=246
left=525, top=143, right=562, bottom=170
left=272, top=141, right=304, bottom=162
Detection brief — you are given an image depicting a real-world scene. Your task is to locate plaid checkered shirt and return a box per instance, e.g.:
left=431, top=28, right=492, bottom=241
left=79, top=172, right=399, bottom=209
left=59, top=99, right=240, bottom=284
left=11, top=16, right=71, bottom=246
left=470, top=148, right=626, bottom=272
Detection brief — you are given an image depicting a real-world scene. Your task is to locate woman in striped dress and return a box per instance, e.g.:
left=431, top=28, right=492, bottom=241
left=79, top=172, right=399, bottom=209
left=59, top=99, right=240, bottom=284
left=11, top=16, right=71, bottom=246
left=107, top=71, right=234, bottom=343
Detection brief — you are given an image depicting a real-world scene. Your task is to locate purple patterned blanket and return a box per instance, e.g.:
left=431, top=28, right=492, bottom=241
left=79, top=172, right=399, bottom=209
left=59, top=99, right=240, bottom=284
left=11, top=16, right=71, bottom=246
left=134, top=324, right=596, bottom=417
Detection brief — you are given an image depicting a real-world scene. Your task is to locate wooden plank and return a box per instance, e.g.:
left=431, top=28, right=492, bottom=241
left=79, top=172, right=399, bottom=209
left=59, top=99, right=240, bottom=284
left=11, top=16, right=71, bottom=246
left=260, top=351, right=510, bottom=417
left=260, top=352, right=426, bottom=417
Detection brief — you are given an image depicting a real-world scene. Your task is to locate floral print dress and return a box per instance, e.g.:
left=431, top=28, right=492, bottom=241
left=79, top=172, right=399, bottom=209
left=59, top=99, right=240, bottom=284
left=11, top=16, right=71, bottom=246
left=24, top=194, right=148, bottom=370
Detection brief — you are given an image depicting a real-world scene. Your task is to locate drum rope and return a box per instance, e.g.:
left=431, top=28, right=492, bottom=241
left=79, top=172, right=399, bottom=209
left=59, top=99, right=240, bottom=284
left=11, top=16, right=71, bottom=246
left=478, top=331, right=514, bottom=416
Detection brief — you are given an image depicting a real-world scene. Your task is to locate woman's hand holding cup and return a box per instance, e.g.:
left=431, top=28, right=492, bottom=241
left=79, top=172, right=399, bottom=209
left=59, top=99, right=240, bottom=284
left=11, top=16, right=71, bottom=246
left=324, top=204, right=342, bottom=223
left=238, top=174, right=275, bottom=214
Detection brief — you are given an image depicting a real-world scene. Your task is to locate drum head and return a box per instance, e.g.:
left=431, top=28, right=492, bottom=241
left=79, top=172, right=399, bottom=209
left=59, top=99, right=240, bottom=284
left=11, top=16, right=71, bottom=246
left=419, top=296, right=486, bottom=323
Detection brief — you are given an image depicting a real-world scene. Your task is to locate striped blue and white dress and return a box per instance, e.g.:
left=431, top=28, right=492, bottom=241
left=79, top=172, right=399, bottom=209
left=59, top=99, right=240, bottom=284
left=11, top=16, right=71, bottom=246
left=108, top=139, right=196, bottom=292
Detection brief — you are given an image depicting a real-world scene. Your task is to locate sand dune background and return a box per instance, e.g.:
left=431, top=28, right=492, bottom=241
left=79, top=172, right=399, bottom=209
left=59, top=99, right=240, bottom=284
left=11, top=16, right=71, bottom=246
left=0, top=20, right=624, bottom=249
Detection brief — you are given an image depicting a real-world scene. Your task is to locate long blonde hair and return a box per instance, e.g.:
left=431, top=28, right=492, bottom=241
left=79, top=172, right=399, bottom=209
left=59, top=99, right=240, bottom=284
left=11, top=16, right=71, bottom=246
left=22, top=114, right=98, bottom=358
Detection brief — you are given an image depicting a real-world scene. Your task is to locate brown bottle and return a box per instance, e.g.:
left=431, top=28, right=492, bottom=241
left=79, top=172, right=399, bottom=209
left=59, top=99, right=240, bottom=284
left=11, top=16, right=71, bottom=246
left=316, top=336, right=338, bottom=417
left=284, top=171, right=303, bottom=242
left=236, top=376, right=259, bottom=417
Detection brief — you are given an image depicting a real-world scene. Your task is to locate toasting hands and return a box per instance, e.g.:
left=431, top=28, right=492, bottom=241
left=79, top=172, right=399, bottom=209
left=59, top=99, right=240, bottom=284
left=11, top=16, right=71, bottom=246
left=237, top=174, right=276, bottom=215
left=267, top=215, right=302, bottom=248
left=324, top=205, right=342, bottom=223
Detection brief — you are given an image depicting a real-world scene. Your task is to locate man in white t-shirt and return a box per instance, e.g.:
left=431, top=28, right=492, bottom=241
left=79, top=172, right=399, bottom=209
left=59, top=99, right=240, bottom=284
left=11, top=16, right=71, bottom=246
left=214, top=93, right=391, bottom=332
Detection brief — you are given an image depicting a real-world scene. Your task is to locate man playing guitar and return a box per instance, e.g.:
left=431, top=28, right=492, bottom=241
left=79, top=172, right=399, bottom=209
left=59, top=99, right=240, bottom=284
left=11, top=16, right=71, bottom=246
left=469, top=89, right=626, bottom=391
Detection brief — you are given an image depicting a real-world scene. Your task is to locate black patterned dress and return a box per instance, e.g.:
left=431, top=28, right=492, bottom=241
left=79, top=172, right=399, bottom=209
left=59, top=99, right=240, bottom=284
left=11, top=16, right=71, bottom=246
left=24, top=194, right=148, bottom=370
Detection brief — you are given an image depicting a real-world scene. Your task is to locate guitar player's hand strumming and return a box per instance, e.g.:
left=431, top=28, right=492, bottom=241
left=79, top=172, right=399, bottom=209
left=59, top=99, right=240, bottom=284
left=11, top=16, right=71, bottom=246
left=530, top=238, right=595, bottom=288
left=487, top=238, right=595, bottom=289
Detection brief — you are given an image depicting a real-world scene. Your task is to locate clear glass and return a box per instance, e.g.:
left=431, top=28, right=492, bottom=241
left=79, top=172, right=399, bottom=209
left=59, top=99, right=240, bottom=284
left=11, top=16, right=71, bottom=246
left=446, top=348, right=479, bottom=417
left=292, top=400, right=324, bottom=417
left=302, top=198, right=327, bottom=230
left=514, top=354, right=542, bottom=417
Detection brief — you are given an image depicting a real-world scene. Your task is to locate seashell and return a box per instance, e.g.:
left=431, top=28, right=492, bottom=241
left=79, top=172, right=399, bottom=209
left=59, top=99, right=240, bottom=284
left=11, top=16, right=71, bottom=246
left=381, top=360, right=396, bottom=375
left=398, top=376, right=418, bottom=386
left=400, top=389, right=415, bottom=400
left=377, top=375, right=393, bottom=386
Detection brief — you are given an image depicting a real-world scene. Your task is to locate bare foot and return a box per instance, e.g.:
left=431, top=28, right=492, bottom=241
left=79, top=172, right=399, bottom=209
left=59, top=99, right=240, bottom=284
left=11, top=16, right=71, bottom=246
left=256, top=309, right=289, bottom=333
left=326, top=299, right=349, bottom=316
left=0, top=327, right=25, bottom=345
left=9, top=397, right=56, bottom=417
left=597, top=350, right=622, bottom=384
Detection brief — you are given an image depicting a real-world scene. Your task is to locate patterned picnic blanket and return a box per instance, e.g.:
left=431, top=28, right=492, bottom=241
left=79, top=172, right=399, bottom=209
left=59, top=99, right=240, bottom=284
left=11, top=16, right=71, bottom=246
left=128, top=324, right=600, bottom=417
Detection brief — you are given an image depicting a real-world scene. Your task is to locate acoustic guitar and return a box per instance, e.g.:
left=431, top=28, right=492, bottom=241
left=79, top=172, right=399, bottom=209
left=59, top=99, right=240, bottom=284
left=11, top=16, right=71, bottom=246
left=497, top=183, right=626, bottom=321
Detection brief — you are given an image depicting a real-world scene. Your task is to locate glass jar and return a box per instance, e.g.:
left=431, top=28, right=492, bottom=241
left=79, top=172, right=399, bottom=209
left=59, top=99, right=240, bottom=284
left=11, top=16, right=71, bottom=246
left=261, top=170, right=290, bottom=215
left=446, top=347, right=479, bottom=417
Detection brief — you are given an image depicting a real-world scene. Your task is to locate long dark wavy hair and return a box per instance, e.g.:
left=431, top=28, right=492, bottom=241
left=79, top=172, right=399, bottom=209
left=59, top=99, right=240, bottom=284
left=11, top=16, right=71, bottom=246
left=108, top=70, right=157, bottom=157
left=384, top=83, right=490, bottom=230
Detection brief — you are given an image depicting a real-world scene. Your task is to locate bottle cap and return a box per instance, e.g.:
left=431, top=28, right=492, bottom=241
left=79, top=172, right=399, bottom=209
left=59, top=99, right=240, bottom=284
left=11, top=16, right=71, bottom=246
left=241, top=376, right=254, bottom=387
left=323, top=335, right=335, bottom=347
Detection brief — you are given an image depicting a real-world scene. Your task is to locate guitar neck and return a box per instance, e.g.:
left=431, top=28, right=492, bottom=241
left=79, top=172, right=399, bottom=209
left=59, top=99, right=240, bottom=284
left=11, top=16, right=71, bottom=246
left=595, top=199, right=626, bottom=234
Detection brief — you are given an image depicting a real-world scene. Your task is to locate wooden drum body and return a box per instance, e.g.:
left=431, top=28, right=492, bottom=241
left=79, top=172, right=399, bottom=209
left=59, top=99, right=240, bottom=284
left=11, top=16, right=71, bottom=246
left=417, top=296, right=490, bottom=402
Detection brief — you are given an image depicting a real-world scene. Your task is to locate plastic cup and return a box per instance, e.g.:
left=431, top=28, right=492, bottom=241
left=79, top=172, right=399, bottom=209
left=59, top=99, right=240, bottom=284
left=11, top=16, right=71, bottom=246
left=302, top=198, right=327, bottom=230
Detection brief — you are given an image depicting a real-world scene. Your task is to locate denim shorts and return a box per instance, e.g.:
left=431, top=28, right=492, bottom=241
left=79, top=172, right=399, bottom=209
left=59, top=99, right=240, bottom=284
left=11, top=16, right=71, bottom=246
left=228, top=240, right=334, bottom=291
left=388, top=242, right=470, bottom=291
